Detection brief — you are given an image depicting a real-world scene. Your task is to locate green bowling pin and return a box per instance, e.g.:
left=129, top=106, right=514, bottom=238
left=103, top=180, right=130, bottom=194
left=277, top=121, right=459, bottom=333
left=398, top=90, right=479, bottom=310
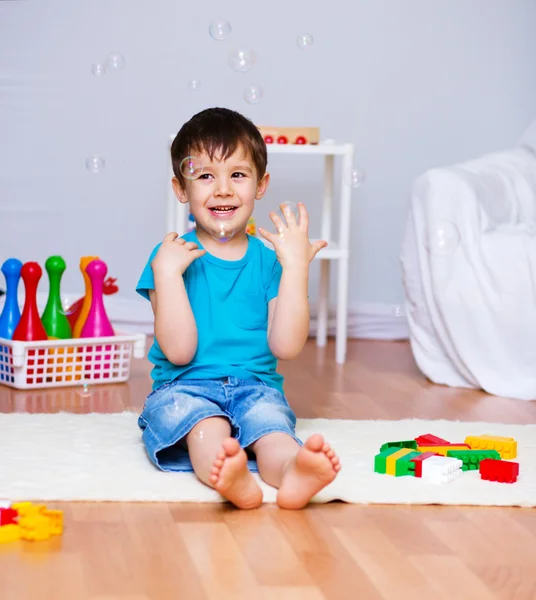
left=41, top=256, right=72, bottom=339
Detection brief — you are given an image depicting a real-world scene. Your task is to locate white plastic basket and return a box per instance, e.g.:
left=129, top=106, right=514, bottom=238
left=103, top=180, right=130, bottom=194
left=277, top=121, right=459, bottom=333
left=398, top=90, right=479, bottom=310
left=0, top=332, right=146, bottom=390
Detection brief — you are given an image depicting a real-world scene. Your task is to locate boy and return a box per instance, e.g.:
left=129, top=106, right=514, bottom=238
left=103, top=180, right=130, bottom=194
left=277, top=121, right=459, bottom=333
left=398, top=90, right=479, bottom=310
left=137, top=107, right=340, bottom=509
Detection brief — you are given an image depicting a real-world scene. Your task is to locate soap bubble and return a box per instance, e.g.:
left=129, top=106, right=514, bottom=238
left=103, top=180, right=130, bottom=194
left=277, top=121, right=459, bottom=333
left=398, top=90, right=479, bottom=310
left=277, top=201, right=300, bottom=233
left=392, top=305, right=406, bottom=318
left=91, top=63, right=106, bottom=77
left=77, top=381, right=93, bottom=399
left=188, top=79, right=201, bottom=90
left=243, top=84, right=263, bottom=104
left=344, top=168, right=366, bottom=188
left=105, top=52, right=125, bottom=71
left=296, top=33, right=314, bottom=49
left=180, top=156, right=204, bottom=180
left=423, top=221, right=460, bottom=256
left=210, top=223, right=236, bottom=243
left=209, top=18, right=232, bottom=40
left=228, top=47, right=256, bottom=72
left=86, top=156, right=105, bottom=174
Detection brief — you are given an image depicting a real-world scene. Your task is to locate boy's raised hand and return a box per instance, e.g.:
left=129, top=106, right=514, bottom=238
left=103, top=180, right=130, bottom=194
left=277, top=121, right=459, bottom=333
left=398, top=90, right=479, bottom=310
left=258, top=202, right=327, bottom=270
left=151, top=232, right=206, bottom=277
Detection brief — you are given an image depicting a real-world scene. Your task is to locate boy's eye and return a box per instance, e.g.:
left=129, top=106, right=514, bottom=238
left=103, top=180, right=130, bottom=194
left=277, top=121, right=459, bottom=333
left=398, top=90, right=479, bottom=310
left=232, top=172, right=246, bottom=178
left=199, top=173, right=213, bottom=180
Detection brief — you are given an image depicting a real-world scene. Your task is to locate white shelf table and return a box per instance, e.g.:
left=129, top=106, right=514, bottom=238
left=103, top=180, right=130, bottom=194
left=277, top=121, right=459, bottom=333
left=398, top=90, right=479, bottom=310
left=166, top=137, right=355, bottom=364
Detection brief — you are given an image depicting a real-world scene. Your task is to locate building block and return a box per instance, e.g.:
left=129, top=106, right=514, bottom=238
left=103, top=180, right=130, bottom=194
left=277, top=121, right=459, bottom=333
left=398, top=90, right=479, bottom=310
left=374, top=447, right=403, bottom=474
left=465, top=435, right=517, bottom=459
left=417, top=444, right=470, bottom=456
left=446, top=449, right=501, bottom=471
left=414, top=434, right=450, bottom=446
left=0, top=507, right=18, bottom=526
left=410, top=452, right=441, bottom=477
left=480, top=459, right=519, bottom=483
left=0, top=524, right=21, bottom=543
left=379, top=440, right=418, bottom=453
left=257, top=126, right=320, bottom=145
left=421, top=456, right=463, bottom=483
left=386, top=448, right=416, bottom=475
left=393, top=451, right=422, bottom=476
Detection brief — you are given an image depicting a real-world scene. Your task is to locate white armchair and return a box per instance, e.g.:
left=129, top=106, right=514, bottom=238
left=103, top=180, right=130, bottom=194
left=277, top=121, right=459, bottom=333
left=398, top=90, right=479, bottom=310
left=400, top=127, right=536, bottom=401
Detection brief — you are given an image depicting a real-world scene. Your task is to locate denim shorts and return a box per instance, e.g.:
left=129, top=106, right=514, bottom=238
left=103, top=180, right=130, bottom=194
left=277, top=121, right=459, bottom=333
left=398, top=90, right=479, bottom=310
left=137, top=376, right=301, bottom=472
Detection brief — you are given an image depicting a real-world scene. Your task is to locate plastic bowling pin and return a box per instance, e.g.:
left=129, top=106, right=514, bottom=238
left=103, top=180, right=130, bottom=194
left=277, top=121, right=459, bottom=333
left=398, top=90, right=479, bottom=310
left=80, top=260, right=114, bottom=338
left=73, top=255, right=99, bottom=338
left=41, top=256, right=72, bottom=339
left=0, top=258, right=23, bottom=339
left=12, top=262, right=48, bottom=341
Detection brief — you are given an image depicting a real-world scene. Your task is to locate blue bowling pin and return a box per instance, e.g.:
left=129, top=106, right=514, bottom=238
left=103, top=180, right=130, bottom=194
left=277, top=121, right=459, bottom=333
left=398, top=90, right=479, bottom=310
left=0, top=258, right=23, bottom=339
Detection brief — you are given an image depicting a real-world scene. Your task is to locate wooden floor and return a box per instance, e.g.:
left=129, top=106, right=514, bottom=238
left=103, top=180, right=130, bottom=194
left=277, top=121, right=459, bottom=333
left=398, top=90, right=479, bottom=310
left=1, top=339, right=535, bottom=600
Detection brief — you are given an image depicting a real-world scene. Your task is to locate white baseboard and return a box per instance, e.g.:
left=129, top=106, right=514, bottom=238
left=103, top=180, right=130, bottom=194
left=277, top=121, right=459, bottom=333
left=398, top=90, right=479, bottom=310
left=1, top=293, right=409, bottom=340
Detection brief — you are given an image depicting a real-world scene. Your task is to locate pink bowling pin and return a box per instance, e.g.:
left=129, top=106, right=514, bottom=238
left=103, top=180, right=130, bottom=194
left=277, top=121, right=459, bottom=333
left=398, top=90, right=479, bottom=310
left=81, top=260, right=114, bottom=338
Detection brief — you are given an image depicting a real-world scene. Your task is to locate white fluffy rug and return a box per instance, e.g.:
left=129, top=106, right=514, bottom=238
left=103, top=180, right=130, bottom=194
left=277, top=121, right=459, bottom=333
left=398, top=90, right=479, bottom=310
left=1, top=412, right=534, bottom=506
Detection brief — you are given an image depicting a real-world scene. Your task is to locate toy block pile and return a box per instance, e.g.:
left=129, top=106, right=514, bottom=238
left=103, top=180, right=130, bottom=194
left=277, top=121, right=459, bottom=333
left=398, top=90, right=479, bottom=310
left=0, top=501, right=63, bottom=543
left=374, top=433, right=519, bottom=484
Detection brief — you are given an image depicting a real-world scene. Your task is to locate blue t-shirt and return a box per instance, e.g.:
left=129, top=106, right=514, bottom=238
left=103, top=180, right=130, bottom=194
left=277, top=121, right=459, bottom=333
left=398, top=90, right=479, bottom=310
left=136, top=231, right=284, bottom=393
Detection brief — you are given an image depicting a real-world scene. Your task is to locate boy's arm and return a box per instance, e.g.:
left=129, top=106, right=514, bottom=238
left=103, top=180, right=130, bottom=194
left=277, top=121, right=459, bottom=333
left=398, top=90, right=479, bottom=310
left=149, top=275, right=198, bottom=365
left=267, top=266, right=310, bottom=360
left=147, top=232, right=205, bottom=365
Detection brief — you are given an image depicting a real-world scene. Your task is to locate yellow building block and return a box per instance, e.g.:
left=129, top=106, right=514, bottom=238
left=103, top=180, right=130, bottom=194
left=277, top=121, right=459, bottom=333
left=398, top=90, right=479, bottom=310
left=385, top=448, right=414, bottom=475
left=41, top=509, right=63, bottom=535
left=417, top=445, right=469, bottom=456
left=465, top=435, right=517, bottom=459
left=0, top=524, right=21, bottom=543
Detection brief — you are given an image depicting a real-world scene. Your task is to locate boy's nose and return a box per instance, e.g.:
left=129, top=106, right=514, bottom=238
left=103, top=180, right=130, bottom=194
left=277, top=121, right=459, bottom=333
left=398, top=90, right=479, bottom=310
left=214, top=180, right=234, bottom=196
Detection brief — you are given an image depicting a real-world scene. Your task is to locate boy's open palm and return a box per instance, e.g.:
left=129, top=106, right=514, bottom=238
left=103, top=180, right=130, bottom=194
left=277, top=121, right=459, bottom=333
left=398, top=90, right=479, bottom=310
left=258, top=203, right=327, bottom=270
left=152, top=232, right=206, bottom=277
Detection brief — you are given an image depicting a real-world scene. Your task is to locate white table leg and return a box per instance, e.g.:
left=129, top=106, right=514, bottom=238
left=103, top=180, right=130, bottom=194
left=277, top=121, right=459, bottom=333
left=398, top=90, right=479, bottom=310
left=336, top=257, right=349, bottom=364
left=316, top=259, right=330, bottom=347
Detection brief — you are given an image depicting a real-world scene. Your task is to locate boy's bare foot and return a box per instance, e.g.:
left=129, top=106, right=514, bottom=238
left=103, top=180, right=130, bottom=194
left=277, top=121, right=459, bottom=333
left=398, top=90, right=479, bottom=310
left=276, top=434, right=341, bottom=510
left=209, top=438, right=263, bottom=509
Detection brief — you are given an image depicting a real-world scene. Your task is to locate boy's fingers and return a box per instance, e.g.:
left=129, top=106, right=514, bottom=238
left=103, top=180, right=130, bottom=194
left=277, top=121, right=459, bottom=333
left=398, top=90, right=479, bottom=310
left=298, top=203, right=308, bottom=229
left=184, top=241, right=199, bottom=250
left=281, top=203, right=298, bottom=228
left=258, top=227, right=276, bottom=245
left=311, top=240, right=328, bottom=256
left=190, top=249, right=206, bottom=260
left=164, top=232, right=179, bottom=243
left=269, top=212, right=286, bottom=234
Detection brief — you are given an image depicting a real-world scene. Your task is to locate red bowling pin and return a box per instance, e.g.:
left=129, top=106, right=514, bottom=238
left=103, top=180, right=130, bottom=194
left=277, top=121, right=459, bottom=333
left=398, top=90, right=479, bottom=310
left=80, top=260, right=114, bottom=338
left=13, top=262, right=48, bottom=342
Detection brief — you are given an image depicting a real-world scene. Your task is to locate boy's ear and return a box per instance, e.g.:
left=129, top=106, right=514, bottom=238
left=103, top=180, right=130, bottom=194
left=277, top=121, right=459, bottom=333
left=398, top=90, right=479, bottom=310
left=255, top=172, right=270, bottom=200
left=172, top=177, right=188, bottom=204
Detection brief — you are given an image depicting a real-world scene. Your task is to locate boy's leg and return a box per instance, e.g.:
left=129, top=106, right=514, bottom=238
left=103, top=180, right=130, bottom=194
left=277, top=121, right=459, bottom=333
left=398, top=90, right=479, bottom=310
left=251, top=432, right=341, bottom=510
left=186, top=416, right=263, bottom=509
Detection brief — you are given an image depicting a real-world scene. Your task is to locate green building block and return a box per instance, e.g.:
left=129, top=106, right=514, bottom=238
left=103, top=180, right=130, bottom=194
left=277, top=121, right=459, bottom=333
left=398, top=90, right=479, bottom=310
left=379, top=440, right=418, bottom=453
left=394, top=451, right=421, bottom=477
left=374, top=447, right=402, bottom=474
left=446, top=449, right=500, bottom=471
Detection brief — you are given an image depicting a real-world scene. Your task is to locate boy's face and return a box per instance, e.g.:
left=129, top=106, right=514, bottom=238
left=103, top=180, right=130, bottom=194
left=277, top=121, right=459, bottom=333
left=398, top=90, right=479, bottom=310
left=172, top=145, right=269, bottom=241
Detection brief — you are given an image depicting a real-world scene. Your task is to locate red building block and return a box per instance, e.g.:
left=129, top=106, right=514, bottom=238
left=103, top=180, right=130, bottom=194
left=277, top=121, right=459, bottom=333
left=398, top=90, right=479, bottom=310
left=0, top=508, right=18, bottom=526
left=479, top=459, right=519, bottom=483
left=410, top=452, right=441, bottom=477
left=414, top=434, right=450, bottom=446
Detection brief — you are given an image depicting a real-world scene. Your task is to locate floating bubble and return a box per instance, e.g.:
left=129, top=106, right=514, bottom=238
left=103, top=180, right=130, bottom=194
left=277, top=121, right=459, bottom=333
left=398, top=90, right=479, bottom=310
left=423, top=221, right=460, bottom=256
left=392, top=305, right=406, bottom=318
left=344, top=168, right=366, bottom=188
left=188, top=79, right=201, bottom=90
left=209, top=18, right=232, bottom=40
left=91, top=63, right=106, bottom=77
left=228, top=47, right=256, bottom=72
left=277, top=201, right=300, bottom=235
left=180, top=156, right=204, bottom=180
left=296, top=33, right=314, bottom=49
left=59, top=297, right=78, bottom=317
left=243, top=84, right=263, bottom=104
left=211, top=223, right=236, bottom=243
left=105, top=52, right=125, bottom=72
left=77, top=381, right=93, bottom=399
left=86, top=156, right=105, bottom=174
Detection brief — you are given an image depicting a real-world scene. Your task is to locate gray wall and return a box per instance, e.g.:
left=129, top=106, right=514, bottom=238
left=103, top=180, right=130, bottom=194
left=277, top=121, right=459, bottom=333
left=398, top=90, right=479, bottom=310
left=2, top=0, right=536, bottom=306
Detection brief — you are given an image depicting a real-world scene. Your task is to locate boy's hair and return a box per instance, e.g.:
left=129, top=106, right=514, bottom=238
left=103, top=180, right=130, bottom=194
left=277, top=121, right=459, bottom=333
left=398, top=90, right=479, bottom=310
left=171, top=107, right=267, bottom=187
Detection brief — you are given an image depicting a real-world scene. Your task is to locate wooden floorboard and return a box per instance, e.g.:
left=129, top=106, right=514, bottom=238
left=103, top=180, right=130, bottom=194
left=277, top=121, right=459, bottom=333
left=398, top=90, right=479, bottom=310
left=1, top=338, right=535, bottom=600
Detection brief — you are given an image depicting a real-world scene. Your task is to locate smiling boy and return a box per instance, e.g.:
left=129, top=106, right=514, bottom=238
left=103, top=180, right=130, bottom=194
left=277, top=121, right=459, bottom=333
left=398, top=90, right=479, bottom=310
left=136, top=107, right=340, bottom=509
